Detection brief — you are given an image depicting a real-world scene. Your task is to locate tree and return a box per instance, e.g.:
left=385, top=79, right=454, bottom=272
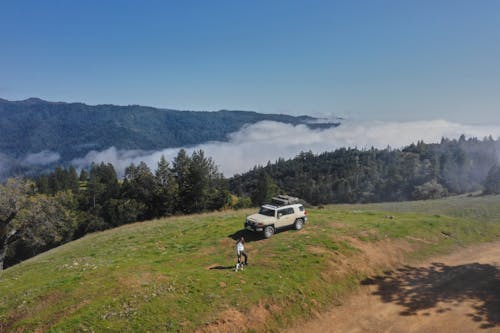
left=206, top=171, right=231, bottom=211
left=105, top=198, right=146, bottom=227
left=172, top=149, right=192, bottom=213
left=154, top=155, right=178, bottom=216
left=15, top=192, right=75, bottom=254
left=79, top=169, right=89, bottom=182
left=171, top=149, right=229, bottom=213
left=0, top=178, right=29, bottom=270
left=251, top=171, right=280, bottom=206
left=121, top=162, right=156, bottom=220
left=187, top=150, right=213, bottom=213
left=484, top=165, right=500, bottom=194
left=0, top=179, right=75, bottom=270
left=67, top=166, right=80, bottom=193
left=84, top=163, right=120, bottom=210
left=36, top=175, right=50, bottom=194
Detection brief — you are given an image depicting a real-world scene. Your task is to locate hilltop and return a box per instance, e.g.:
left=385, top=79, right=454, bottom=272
left=1, top=194, right=499, bottom=332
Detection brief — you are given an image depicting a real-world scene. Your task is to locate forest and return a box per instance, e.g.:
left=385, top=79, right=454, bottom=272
left=1, top=136, right=500, bottom=270
left=230, top=135, right=500, bottom=205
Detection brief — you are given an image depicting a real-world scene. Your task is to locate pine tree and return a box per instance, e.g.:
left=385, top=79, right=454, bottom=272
left=154, top=155, right=178, bottom=216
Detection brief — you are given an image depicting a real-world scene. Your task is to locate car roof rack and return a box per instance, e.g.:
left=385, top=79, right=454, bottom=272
left=270, top=195, right=299, bottom=206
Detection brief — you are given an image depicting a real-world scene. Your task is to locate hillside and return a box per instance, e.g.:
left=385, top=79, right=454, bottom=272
left=0, top=98, right=339, bottom=177
left=1, top=195, right=500, bottom=332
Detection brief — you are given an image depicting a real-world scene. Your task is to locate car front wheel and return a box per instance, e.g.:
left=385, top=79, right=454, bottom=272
left=294, top=218, right=304, bottom=230
left=264, top=226, right=275, bottom=238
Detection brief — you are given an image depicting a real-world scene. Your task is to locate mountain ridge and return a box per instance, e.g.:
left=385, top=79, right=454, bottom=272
left=0, top=97, right=340, bottom=178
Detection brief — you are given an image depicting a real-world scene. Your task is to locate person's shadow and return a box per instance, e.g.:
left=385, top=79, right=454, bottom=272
left=208, top=265, right=234, bottom=270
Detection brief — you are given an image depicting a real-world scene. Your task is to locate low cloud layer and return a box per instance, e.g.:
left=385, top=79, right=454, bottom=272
left=23, top=150, right=61, bottom=165
left=1, top=151, right=61, bottom=179
left=71, top=119, right=500, bottom=177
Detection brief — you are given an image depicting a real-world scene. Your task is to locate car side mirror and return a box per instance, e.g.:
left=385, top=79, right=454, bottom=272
left=278, top=213, right=282, bottom=219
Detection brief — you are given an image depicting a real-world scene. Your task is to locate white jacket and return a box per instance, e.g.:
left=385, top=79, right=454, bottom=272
left=236, top=241, right=245, bottom=255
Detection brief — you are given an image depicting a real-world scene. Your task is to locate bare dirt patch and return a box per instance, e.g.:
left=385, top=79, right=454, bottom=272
left=308, top=245, right=331, bottom=255
left=196, top=303, right=273, bottom=333
left=287, top=241, right=500, bottom=333
left=320, top=237, right=419, bottom=281
left=328, top=221, right=347, bottom=229
left=405, top=235, right=436, bottom=244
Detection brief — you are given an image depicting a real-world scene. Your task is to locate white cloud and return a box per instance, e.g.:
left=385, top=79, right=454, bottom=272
left=71, top=120, right=500, bottom=177
left=72, top=147, right=179, bottom=175
left=23, top=150, right=61, bottom=165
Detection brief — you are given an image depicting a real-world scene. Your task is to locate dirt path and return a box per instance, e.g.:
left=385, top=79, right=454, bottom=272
left=287, top=241, right=500, bottom=333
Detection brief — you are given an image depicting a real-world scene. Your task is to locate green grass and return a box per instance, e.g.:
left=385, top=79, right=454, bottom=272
left=1, top=195, right=500, bottom=332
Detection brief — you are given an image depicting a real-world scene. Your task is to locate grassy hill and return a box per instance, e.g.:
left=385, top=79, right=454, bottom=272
left=1, top=195, right=500, bottom=332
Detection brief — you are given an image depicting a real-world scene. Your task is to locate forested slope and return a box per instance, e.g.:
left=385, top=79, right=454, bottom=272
left=230, top=136, right=500, bottom=205
left=0, top=98, right=336, bottom=160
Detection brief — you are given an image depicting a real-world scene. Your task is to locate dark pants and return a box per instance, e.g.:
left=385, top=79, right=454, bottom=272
left=238, top=251, right=248, bottom=265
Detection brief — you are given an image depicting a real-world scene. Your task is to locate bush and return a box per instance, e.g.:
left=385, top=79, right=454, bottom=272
left=413, top=180, right=447, bottom=200
left=233, top=196, right=252, bottom=209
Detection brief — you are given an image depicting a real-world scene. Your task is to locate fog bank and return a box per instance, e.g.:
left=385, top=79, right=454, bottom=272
left=71, top=119, right=500, bottom=177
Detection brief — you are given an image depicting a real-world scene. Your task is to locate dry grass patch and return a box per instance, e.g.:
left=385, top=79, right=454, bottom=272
left=117, top=272, right=168, bottom=290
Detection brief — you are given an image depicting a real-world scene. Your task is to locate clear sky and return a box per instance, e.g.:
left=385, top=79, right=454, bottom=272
left=1, top=0, right=499, bottom=124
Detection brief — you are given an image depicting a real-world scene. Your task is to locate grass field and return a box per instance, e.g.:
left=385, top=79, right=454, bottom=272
left=1, top=195, right=500, bottom=332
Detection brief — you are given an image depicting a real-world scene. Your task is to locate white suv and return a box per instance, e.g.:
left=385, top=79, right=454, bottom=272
left=244, top=196, right=308, bottom=238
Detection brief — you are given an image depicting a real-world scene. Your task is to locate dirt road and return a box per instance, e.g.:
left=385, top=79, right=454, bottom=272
left=287, top=242, right=500, bottom=333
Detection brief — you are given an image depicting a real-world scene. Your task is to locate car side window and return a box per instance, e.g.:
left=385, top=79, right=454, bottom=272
left=279, top=208, right=294, bottom=216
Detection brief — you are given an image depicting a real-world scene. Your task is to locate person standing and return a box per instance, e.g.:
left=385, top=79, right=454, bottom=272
left=236, top=236, right=248, bottom=266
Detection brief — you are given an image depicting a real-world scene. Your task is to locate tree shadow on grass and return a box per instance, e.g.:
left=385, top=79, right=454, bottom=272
left=362, top=262, right=500, bottom=329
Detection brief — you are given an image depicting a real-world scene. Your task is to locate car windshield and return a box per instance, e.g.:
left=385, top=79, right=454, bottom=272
left=259, top=207, right=276, bottom=217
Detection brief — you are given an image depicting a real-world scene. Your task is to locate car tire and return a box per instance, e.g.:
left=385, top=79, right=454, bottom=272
left=264, top=226, right=275, bottom=238
left=294, top=218, right=304, bottom=230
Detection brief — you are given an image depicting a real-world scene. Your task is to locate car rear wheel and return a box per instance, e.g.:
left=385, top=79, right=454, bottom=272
left=294, top=218, right=304, bottom=230
left=264, top=226, right=275, bottom=238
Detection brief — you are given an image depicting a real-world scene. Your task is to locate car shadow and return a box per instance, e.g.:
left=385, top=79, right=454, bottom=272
left=229, top=225, right=301, bottom=243
left=228, top=229, right=267, bottom=243
left=361, top=262, right=500, bottom=329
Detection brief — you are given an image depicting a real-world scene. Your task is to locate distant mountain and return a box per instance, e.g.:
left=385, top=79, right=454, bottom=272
left=0, top=98, right=339, bottom=178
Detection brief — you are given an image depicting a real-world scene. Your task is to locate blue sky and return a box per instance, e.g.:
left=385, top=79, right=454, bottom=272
left=1, top=0, right=499, bottom=123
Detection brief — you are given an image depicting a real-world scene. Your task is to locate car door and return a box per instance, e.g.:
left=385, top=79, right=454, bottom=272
left=277, top=207, right=295, bottom=228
